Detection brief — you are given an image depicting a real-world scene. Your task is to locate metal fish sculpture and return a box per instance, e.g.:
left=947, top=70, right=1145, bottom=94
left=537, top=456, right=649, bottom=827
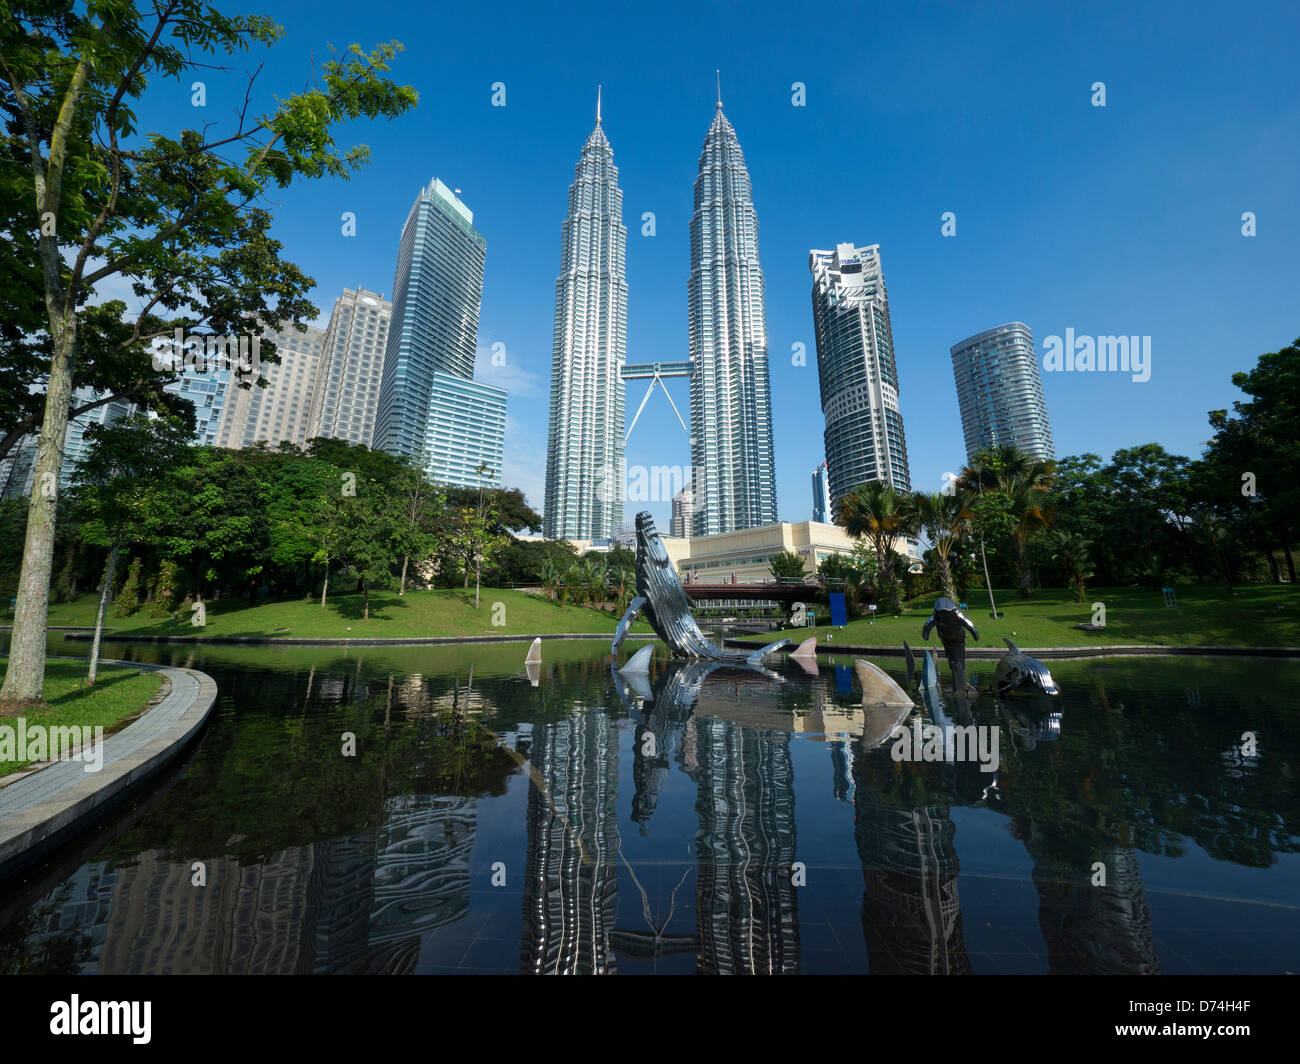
left=921, top=597, right=979, bottom=694
left=612, top=512, right=790, bottom=663
left=993, top=638, right=1061, bottom=696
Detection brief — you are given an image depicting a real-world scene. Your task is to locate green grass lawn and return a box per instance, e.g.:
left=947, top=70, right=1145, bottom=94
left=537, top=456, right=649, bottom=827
left=33, top=587, right=652, bottom=641
left=738, top=584, right=1300, bottom=650
left=0, top=658, right=165, bottom=776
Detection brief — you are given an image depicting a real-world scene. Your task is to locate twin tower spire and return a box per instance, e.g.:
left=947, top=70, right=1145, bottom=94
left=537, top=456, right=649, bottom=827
left=543, top=83, right=776, bottom=542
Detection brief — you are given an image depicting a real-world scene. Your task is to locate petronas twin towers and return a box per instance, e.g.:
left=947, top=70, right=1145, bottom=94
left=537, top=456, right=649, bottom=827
left=544, top=89, right=777, bottom=540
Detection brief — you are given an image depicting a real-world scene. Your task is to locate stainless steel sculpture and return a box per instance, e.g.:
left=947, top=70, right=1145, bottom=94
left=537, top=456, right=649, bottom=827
left=921, top=597, right=979, bottom=693
left=993, top=638, right=1061, bottom=696
left=612, top=512, right=790, bottom=663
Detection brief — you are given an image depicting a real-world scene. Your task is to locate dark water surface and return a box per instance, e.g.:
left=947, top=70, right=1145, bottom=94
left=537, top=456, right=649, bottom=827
left=1, top=635, right=1297, bottom=975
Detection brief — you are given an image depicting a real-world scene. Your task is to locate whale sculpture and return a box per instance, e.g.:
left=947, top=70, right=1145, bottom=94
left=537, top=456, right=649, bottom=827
left=612, top=512, right=791, bottom=664
left=921, top=597, right=979, bottom=694
left=994, top=638, right=1061, bottom=696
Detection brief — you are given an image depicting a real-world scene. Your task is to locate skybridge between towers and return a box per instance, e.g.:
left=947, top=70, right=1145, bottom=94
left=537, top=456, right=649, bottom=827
left=622, top=360, right=693, bottom=442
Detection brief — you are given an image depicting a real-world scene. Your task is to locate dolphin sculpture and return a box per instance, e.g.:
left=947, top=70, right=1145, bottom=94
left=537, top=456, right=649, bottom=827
left=612, top=512, right=791, bottom=664
left=921, top=597, right=979, bottom=694
left=994, top=638, right=1061, bottom=696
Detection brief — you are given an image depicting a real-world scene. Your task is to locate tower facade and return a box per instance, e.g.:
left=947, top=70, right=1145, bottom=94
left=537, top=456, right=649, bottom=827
left=688, top=101, right=777, bottom=536
left=809, top=243, right=911, bottom=508
left=949, top=322, right=1055, bottom=462
left=375, top=179, right=485, bottom=461
left=305, top=287, right=392, bottom=447
left=543, top=102, right=628, bottom=540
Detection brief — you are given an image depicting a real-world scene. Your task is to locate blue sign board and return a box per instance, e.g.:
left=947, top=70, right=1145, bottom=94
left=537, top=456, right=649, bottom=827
left=835, top=663, right=852, bottom=696
left=829, top=593, right=848, bottom=628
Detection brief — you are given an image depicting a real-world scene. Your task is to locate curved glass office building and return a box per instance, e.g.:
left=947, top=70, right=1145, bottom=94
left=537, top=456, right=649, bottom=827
left=809, top=243, right=911, bottom=510
left=374, top=178, right=486, bottom=461
left=949, top=322, right=1055, bottom=462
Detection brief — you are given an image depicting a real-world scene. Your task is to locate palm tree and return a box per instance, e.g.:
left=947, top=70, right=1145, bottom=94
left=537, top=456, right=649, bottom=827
left=838, top=480, right=917, bottom=610
left=583, top=556, right=607, bottom=608
left=563, top=562, right=586, bottom=606
left=910, top=490, right=971, bottom=601
left=1051, top=530, right=1094, bottom=602
left=958, top=446, right=1056, bottom=599
left=1004, top=471, right=1054, bottom=597
left=539, top=557, right=560, bottom=602
left=611, top=562, right=635, bottom=611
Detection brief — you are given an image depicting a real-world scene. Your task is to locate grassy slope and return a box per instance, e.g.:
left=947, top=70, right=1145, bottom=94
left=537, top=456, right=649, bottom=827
left=0, top=659, right=165, bottom=776
left=36, top=587, right=651, bottom=641
left=739, top=584, right=1300, bottom=649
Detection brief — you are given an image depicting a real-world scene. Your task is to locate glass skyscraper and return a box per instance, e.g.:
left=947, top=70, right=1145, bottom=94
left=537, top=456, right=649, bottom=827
left=424, top=372, right=505, bottom=489
left=375, top=179, right=486, bottom=461
left=543, top=99, right=628, bottom=540
left=688, top=99, right=777, bottom=536
left=809, top=243, right=911, bottom=508
left=949, top=322, right=1055, bottom=462
left=812, top=462, right=831, bottom=523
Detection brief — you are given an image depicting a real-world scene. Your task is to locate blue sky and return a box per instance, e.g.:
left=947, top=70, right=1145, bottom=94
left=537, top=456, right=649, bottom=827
left=108, top=0, right=1300, bottom=527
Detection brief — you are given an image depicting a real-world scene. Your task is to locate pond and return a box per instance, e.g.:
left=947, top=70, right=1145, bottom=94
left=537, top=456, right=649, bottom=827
left=1, top=635, right=1297, bottom=974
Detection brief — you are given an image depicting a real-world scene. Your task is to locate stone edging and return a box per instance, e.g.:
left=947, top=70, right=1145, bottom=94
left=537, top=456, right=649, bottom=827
left=724, top=638, right=1300, bottom=659
left=0, top=660, right=218, bottom=881
left=64, top=632, right=656, bottom=647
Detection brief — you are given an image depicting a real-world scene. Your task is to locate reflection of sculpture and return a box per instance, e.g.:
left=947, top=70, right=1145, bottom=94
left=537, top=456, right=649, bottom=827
left=994, top=638, right=1061, bottom=696
left=922, top=598, right=979, bottom=693
left=613, top=512, right=790, bottom=663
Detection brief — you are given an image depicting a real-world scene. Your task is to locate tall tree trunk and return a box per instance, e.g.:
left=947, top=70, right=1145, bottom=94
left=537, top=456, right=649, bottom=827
left=87, top=542, right=119, bottom=686
left=363, top=582, right=370, bottom=621
left=1014, top=533, right=1035, bottom=598
left=1267, top=549, right=1280, bottom=584
left=938, top=551, right=956, bottom=601
left=1284, top=539, right=1297, bottom=584
left=399, top=553, right=409, bottom=595
left=2, top=318, right=77, bottom=706
left=320, top=560, right=330, bottom=608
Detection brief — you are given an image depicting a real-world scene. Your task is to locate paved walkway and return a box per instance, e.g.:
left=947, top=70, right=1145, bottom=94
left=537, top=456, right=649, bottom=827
left=0, top=660, right=218, bottom=878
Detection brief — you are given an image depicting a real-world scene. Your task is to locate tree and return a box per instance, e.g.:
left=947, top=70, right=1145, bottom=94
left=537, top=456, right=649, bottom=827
left=1051, top=530, right=1094, bottom=603
left=72, top=413, right=192, bottom=685
left=910, top=490, right=971, bottom=601
left=837, top=480, right=915, bottom=612
left=0, top=0, right=415, bottom=705
left=768, top=550, right=807, bottom=582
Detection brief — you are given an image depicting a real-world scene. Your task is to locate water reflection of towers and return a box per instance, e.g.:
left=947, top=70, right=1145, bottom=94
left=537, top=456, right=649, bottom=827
left=521, top=711, right=621, bottom=975
left=854, top=788, right=970, bottom=975
left=687, top=719, right=800, bottom=974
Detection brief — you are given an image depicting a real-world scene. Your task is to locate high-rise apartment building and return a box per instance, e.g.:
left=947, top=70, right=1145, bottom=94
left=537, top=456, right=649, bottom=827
left=688, top=98, right=777, bottom=536
left=809, top=243, right=911, bottom=507
left=424, top=372, right=505, bottom=488
left=949, top=323, right=1055, bottom=462
left=543, top=98, right=628, bottom=540
left=670, top=485, right=695, bottom=538
left=375, top=178, right=486, bottom=461
left=304, top=287, right=392, bottom=447
left=216, top=324, right=325, bottom=450
left=812, top=462, right=831, bottom=523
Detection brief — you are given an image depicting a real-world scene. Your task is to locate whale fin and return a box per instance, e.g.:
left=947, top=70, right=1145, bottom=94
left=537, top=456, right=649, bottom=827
left=525, top=637, right=542, bottom=665
left=621, top=643, right=655, bottom=675
left=903, top=640, right=917, bottom=685
left=747, top=638, right=792, bottom=666
left=1003, top=637, right=1020, bottom=654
